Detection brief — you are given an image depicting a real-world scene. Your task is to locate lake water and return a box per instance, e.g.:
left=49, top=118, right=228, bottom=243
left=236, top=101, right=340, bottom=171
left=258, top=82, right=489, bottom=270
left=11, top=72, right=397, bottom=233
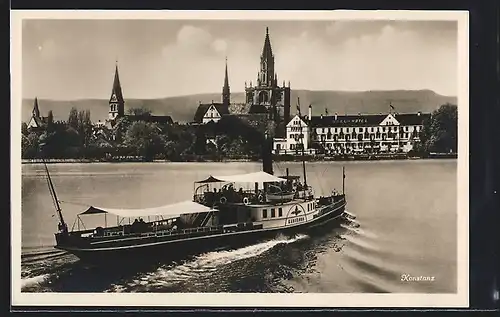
left=19, top=160, right=457, bottom=293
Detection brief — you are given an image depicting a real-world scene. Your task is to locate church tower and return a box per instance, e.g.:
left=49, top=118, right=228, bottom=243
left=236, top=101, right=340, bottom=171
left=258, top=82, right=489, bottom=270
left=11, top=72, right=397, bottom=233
left=245, top=27, right=291, bottom=137
left=108, top=62, right=125, bottom=121
left=222, top=57, right=230, bottom=106
left=27, top=97, right=45, bottom=130
left=32, top=97, right=41, bottom=118
left=258, top=27, right=275, bottom=88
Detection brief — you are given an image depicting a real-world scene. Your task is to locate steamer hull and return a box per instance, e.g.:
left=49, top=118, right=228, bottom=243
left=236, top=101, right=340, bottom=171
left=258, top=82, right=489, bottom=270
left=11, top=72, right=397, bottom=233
left=55, top=197, right=346, bottom=264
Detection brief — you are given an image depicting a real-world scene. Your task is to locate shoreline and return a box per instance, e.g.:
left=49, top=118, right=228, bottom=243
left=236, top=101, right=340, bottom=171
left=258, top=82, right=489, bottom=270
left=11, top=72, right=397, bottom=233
left=21, top=153, right=457, bottom=164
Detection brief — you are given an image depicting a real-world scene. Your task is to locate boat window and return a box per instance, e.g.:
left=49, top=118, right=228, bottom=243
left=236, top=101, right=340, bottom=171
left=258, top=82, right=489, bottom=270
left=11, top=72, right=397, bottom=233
left=271, top=209, right=276, bottom=217
left=278, top=208, right=282, bottom=217
left=263, top=209, right=267, bottom=218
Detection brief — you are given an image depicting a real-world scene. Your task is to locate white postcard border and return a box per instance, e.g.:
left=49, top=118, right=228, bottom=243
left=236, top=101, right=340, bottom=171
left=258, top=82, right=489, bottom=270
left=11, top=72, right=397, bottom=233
left=10, top=9, right=469, bottom=308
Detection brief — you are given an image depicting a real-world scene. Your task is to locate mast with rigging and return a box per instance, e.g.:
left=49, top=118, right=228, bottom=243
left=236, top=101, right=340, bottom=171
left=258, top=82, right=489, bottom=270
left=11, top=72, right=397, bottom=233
left=43, top=160, right=68, bottom=234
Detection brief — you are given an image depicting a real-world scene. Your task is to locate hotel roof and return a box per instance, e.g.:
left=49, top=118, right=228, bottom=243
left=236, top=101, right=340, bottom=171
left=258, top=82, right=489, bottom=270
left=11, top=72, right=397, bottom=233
left=309, top=113, right=430, bottom=128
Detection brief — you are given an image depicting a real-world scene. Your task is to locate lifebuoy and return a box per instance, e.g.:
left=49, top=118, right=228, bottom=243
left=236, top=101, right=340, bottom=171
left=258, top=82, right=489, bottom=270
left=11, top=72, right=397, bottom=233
left=243, top=197, right=250, bottom=205
left=220, top=196, right=227, bottom=204
left=258, top=194, right=264, bottom=202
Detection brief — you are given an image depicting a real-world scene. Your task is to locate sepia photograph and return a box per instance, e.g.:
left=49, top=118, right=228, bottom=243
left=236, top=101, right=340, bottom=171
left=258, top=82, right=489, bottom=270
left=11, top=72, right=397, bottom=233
left=11, top=10, right=469, bottom=307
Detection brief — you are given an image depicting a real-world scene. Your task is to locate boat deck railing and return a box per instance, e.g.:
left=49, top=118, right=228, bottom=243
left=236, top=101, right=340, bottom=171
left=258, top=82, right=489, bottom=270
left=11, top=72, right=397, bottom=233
left=194, top=186, right=315, bottom=207
left=141, top=225, right=224, bottom=238
left=74, top=221, right=266, bottom=244
left=313, top=196, right=346, bottom=219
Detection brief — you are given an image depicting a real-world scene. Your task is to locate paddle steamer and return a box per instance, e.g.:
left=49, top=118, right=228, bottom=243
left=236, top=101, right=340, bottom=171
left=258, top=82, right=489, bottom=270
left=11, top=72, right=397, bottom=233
left=50, top=137, right=348, bottom=263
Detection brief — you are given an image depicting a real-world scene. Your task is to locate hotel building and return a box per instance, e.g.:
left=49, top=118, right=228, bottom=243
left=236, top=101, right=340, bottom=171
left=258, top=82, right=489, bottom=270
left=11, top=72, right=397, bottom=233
left=274, top=105, right=430, bottom=155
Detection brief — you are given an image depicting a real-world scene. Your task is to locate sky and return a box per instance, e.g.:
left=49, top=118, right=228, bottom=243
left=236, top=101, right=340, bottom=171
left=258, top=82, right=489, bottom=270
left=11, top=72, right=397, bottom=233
left=22, top=19, right=458, bottom=100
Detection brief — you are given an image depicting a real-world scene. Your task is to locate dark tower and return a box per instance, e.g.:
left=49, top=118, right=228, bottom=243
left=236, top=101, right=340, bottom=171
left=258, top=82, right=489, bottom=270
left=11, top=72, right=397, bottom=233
left=32, top=97, right=41, bottom=118
left=245, top=27, right=291, bottom=138
left=259, top=27, right=275, bottom=88
left=222, top=57, right=230, bottom=106
left=108, top=62, right=125, bottom=121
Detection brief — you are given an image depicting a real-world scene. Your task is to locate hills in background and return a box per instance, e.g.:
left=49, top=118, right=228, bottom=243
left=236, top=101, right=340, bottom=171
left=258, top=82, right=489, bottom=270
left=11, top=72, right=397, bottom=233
left=21, top=89, right=457, bottom=124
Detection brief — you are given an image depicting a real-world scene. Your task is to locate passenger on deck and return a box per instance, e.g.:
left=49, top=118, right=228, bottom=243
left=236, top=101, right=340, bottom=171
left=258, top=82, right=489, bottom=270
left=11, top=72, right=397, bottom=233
left=135, top=218, right=147, bottom=232
left=213, top=188, right=219, bottom=202
left=131, top=219, right=139, bottom=233
left=226, top=185, right=234, bottom=202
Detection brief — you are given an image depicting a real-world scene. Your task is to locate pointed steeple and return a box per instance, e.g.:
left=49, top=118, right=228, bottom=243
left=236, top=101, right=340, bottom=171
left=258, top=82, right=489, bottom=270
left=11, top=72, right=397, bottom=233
left=262, top=27, right=273, bottom=57
left=259, top=27, right=275, bottom=87
left=109, top=61, right=125, bottom=121
left=222, top=56, right=230, bottom=106
left=32, top=97, right=40, bottom=118
left=110, top=62, right=124, bottom=104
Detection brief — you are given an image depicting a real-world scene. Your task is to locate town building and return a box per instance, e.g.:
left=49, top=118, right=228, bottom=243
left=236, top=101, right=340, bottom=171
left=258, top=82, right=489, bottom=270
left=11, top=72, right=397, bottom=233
left=273, top=113, right=311, bottom=155
left=193, top=103, right=231, bottom=125
left=192, top=58, right=231, bottom=125
left=273, top=105, right=430, bottom=155
left=27, top=97, right=49, bottom=132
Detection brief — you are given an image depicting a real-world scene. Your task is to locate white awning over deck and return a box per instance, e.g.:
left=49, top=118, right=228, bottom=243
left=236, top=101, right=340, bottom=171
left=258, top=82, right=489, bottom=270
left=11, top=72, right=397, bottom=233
left=196, top=171, right=287, bottom=184
left=79, top=200, right=214, bottom=218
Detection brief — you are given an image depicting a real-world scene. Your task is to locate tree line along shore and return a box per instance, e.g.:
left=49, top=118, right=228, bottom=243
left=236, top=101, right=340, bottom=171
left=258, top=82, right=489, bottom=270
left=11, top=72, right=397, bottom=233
left=21, top=104, right=457, bottom=163
left=21, top=152, right=457, bottom=164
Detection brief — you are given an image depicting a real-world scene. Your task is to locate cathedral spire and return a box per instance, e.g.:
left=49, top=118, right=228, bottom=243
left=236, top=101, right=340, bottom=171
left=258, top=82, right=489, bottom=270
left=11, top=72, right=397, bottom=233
left=222, top=56, right=230, bottom=106
left=259, top=27, right=275, bottom=87
left=262, top=27, right=273, bottom=59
